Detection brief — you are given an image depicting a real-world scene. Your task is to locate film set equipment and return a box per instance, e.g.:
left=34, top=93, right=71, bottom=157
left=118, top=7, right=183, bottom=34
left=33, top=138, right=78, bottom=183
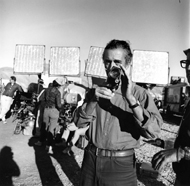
left=13, top=99, right=36, bottom=135
left=12, top=91, right=37, bottom=135
left=55, top=91, right=82, bottom=143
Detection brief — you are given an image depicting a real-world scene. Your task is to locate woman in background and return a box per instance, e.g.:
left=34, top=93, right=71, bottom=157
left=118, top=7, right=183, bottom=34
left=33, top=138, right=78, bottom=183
left=43, top=77, right=65, bottom=154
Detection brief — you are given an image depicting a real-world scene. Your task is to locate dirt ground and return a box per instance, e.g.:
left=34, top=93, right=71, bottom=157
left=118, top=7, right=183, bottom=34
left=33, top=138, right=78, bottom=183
left=0, top=115, right=180, bottom=186
left=0, top=116, right=85, bottom=186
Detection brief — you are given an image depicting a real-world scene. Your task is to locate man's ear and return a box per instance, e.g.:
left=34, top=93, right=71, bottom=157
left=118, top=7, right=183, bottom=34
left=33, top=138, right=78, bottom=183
left=129, top=64, right=132, bottom=78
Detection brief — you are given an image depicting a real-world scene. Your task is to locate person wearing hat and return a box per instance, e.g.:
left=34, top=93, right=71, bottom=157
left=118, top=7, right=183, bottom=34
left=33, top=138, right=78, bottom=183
left=0, top=76, right=23, bottom=124
left=42, top=77, right=66, bottom=154
left=152, top=48, right=190, bottom=185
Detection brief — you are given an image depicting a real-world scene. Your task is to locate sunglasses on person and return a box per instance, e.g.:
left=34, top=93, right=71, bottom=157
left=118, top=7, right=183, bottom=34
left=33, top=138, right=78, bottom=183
left=180, top=60, right=190, bottom=69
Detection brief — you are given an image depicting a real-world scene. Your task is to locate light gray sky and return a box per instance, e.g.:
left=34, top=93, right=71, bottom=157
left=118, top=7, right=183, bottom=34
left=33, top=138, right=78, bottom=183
left=0, top=0, right=189, bottom=80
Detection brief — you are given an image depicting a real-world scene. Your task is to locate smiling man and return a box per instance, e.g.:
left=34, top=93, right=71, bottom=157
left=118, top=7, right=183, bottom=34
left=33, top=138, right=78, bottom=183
left=76, top=39, right=163, bottom=186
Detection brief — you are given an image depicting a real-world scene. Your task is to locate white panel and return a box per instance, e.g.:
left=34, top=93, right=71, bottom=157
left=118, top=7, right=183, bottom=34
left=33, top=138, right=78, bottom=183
left=14, top=45, right=45, bottom=74
left=49, top=47, right=80, bottom=76
left=132, top=50, right=169, bottom=85
left=85, top=46, right=106, bottom=78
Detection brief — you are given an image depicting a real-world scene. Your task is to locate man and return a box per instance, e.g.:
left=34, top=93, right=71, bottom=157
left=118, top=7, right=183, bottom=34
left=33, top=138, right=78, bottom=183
left=152, top=48, right=190, bottom=186
left=76, top=39, right=163, bottom=186
left=0, top=76, right=23, bottom=124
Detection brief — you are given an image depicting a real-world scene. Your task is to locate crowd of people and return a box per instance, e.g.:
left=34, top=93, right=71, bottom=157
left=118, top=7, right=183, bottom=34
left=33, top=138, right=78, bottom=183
left=0, top=39, right=190, bottom=186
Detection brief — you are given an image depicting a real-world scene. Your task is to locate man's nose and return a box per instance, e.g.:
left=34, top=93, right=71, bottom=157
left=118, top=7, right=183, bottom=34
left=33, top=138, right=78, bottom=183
left=110, top=61, right=118, bottom=68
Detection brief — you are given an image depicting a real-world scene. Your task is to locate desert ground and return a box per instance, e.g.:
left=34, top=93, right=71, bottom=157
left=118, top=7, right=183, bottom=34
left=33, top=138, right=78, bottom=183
left=0, top=113, right=180, bottom=186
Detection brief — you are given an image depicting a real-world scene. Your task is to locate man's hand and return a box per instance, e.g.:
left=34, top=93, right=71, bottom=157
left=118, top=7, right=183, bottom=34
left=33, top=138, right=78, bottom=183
left=151, top=149, right=177, bottom=171
left=119, top=64, right=133, bottom=101
left=95, top=86, right=115, bottom=100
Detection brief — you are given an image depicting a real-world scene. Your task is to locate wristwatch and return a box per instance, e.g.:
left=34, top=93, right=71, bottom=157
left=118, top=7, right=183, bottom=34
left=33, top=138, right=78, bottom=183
left=129, top=101, right=140, bottom=109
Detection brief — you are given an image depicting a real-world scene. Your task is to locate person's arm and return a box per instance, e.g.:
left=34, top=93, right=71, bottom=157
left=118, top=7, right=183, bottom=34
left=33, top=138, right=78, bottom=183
left=120, top=64, right=145, bottom=122
left=151, top=147, right=186, bottom=171
left=125, top=95, right=144, bottom=122
left=75, top=88, right=99, bottom=127
left=129, top=90, right=163, bottom=139
left=120, top=65, right=163, bottom=139
left=17, top=84, right=23, bottom=92
left=3, top=83, right=10, bottom=93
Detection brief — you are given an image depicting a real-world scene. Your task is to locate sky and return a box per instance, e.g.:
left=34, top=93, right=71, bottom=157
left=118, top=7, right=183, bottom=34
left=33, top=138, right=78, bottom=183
left=0, top=0, right=189, bottom=84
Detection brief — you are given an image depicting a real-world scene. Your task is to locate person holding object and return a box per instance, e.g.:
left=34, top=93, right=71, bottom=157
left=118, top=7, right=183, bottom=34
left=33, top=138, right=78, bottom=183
left=75, top=39, right=163, bottom=186
left=0, top=76, right=23, bottom=124
left=152, top=48, right=190, bottom=186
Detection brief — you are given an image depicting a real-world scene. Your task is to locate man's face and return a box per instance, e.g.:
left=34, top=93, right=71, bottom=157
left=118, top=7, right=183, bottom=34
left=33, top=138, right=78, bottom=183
left=10, top=78, right=14, bottom=84
left=182, top=53, right=190, bottom=84
left=103, top=48, right=129, bottom=75
left=185, top=62, right=190, bottom=84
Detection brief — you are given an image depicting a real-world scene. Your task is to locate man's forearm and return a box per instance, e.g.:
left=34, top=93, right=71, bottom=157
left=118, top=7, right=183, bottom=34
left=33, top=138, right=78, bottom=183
left=125, top=96, right=144, bottom=122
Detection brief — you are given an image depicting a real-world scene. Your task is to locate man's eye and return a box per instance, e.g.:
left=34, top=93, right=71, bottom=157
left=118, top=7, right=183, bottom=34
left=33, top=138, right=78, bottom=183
left=104, top=61, right=111, bottom=65
left=114, top=60, right=121, bottom=65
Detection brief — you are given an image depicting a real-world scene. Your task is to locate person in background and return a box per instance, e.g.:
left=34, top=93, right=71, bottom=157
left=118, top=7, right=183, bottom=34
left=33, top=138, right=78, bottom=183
left=152, top=48, right=190, bottom=186
left=62, top=122, right=89, bottom=155
left=56, top=92, right=83, bottom=147
left=75, top=39, right=163, bottom=186
left=43, top=77, right=66, bottom=154
left=61, top=105, right=90, bottom=155
left=34, top=82, right=53, bottom=146
left=0, top=76, right=23, bottom=124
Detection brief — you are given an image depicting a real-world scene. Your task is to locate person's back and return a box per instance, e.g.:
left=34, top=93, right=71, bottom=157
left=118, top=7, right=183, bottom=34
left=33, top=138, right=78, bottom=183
left=44, top=86, right=61, bottom=109
left=43, top=77, right=66, bottom=154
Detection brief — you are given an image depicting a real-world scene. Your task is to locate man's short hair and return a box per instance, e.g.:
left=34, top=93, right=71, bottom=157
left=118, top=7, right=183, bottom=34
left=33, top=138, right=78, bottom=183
left=10, top=76, right=16, bottom=82
left=102, top=39, right=133, bottom=64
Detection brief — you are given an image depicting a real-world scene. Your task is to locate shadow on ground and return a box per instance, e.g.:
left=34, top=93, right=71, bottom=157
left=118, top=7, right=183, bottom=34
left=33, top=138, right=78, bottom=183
left=0, top=146, right=20, bottom=186
left=161, top=113, right=182, bottom=126
left=28, top=137, right=81, bottom=186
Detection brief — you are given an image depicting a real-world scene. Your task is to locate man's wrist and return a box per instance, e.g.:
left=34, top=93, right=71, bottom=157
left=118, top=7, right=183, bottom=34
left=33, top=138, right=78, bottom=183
left=129, top=101, right=140, bottom=109
left=126, top=96, right=139, bottom=108
left=125, top=95, right=136, bottom=105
